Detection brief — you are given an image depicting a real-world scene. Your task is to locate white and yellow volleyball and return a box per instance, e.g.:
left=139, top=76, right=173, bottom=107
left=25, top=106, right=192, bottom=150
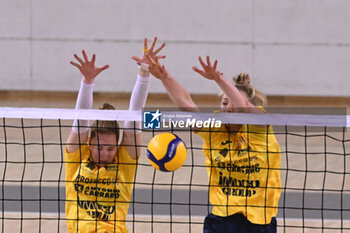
left=147, top=133, right=187, bottom=172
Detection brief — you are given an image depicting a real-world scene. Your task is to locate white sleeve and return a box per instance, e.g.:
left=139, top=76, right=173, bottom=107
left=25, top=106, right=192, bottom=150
left=124, top=74, right=150, bottom=133
left=72, top=80, right=94, bottom=133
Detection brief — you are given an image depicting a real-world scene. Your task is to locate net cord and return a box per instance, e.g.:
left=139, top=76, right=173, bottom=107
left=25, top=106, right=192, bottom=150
left=0, top=107, right=349, bottom=127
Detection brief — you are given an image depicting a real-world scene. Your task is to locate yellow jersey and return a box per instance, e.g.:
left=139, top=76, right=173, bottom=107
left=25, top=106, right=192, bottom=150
left=65, top=144, right=138, bottom=233
left=196, top=122, right=281, bottom=225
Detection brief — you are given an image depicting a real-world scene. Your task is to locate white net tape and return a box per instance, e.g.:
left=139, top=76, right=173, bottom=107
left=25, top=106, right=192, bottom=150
left=0, top=107, right=348, bottom=127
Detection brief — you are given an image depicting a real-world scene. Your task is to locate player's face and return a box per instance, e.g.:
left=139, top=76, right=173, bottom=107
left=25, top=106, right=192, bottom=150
left=220, top=91, right=249, bottom=113
left=89, top=133, right=118, bottom=167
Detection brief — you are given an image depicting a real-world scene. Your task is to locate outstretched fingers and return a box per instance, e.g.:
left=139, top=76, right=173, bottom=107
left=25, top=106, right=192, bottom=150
left=153, top=42, right=166, bottom=55
left=149, top=36, right=157, bottom=53
left=143, top=38, right=148, bottom=53
left=192, top=66, right=205, bottom=76
left=213, top=60, right=218, bottom=71
left=82, top=50, right=89, bottom=63
left=70, top=61, right=81, bottom=70
left=155, top=55, right=166, bottom=60
left=96, top=65, right=110, bottom=75
left=131, top=56, right=142, bottom=64
left=91, top=54, right=96, bottom=65
left=194, top=56, right=221, bottom=81
left=133, top=37, right=167, bottom=66
left=198, top=56, right=207, bottom=69
left=206, top=56, right=211, bottom=67
left=74, top=54, right=84, bottom=65
left=71, top=49, right=109, bottom=81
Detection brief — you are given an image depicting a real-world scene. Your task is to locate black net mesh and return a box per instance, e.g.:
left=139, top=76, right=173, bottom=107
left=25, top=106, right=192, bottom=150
left=0, top=108, right=349, bottom=233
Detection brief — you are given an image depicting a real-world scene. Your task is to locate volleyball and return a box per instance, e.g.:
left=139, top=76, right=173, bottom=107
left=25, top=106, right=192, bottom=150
left=147, top=133, right=187, bottom=172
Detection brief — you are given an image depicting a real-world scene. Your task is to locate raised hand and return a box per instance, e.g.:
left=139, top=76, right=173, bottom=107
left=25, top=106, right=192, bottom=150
left=70, top=50, right=109, bottom=84
left=147, top=55, right=169, bottom=80
left=192, top=56, right=223, bottom=81
left=132, top=37, right=166, bottom=65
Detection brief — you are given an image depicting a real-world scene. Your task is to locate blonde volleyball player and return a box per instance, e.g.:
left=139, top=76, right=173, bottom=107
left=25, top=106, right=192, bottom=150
left=65, top=38, right=165, bottom=233
left=147, top=55, right=281, bottom=233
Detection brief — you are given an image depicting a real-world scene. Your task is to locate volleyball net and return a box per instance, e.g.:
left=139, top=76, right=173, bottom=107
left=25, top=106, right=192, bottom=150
left=0, top=107, right=349, bottom=233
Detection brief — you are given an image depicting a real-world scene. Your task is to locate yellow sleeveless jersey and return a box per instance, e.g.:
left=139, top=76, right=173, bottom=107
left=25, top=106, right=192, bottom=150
left=196, top=122, right=281, bottom=225
left=65, top=144, right=138, bottom=233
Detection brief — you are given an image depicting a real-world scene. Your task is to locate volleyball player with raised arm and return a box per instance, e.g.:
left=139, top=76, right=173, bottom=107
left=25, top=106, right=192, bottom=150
left=148, top=55, right=281, bottom=233
left=65, top=38, right=165, bottom=233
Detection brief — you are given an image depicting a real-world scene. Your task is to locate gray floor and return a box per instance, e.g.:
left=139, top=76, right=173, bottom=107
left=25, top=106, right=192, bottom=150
left=0, top=185, right=349, bottom=220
